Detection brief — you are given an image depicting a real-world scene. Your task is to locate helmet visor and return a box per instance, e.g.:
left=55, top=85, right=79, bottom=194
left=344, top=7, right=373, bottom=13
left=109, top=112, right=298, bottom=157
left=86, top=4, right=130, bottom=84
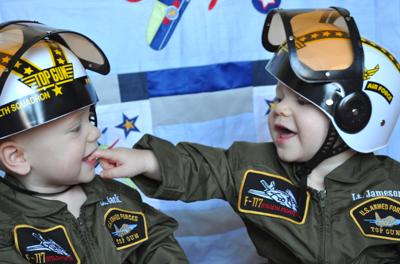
left=0, top=21, right=109, bottom=91
left=262, top=8, right=362, bottom=83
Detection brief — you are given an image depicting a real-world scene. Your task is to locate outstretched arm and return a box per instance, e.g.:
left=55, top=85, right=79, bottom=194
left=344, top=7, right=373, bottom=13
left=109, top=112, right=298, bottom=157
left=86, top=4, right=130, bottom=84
left=92, top=148, right=161, bottom=181
left=93, top=134, right=236, bottom=202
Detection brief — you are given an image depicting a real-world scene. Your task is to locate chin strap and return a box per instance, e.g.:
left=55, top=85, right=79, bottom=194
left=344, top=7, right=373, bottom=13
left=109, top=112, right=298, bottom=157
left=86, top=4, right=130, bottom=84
left=295, top=123, right=349, bottom=218
left=0, top=175, right=75, bottom=196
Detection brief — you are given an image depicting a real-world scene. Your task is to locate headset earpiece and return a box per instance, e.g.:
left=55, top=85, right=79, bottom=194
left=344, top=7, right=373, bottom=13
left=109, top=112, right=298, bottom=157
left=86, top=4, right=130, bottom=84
left=335, top=91, right=372, bottom=134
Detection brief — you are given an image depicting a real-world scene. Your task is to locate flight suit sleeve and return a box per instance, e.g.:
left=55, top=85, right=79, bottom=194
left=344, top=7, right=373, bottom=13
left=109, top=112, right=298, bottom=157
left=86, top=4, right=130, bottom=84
left=133, top=134, right=236, bottom=202
left=0, top=221, right=30, bottom=263
left=126, top=203, right=189, bottom=264
left=0, top=246, right=31, bottom=263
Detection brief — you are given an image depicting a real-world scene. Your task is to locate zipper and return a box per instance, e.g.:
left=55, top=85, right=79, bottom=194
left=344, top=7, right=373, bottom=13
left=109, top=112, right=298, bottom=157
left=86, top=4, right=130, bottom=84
left=318, top=190, right=327, bottom=264
left=72, top=211, right=101, bottom=264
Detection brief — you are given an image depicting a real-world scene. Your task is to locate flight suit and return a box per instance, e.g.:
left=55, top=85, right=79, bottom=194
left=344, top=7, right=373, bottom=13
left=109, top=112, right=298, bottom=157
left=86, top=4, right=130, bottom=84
left=133, top=134, right=400, bottom=264
left=0, top=175, right=188, bottom=264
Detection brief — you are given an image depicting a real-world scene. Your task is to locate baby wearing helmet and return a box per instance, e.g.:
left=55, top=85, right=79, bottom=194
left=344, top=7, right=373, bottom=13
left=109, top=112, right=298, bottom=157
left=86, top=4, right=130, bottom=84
left=92, top=7, right=400, bottom=263
left=0, top=21, right=188, bottom=263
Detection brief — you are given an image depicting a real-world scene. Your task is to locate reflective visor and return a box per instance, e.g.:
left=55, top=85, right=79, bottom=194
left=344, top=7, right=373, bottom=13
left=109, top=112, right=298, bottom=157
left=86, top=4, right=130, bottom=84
left=262, top=8, right=363, bottom=85
left=0, top=77, right=98, bottom=139
left=0, top=21, right=110, bottom=92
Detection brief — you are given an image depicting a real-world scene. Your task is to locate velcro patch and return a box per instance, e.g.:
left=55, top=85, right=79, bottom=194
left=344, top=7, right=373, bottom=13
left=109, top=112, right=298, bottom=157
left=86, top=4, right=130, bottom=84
left=104, top=208, right=148, bottom=250
left=13, top=225, right=80, bottom=263
left=238, top=170, right=309, bottom=224
left=350, top=197, right=400, bottom=241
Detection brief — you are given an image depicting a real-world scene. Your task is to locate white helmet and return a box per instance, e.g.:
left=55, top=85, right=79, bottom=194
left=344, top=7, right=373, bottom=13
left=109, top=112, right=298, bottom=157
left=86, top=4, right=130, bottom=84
left=262, top=7, right=400, bottom=153
left=336, top=39, right=400, bottom=152
left=0, top=21, right=110, bottom=139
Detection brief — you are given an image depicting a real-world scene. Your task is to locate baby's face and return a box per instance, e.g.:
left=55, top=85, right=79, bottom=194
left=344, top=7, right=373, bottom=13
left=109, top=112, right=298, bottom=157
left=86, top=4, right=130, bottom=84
left=268, top=83, right=330, bottom=162
left=16, top=106, right=100, bottom=189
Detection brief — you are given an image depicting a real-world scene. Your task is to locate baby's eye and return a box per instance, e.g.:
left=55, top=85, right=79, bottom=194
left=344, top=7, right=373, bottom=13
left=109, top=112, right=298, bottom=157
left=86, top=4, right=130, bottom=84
left=297, top=97, right=309, bottom=105
left=272, top=97, right=282, bottom=104
left=70, top=124, right=82, bottom=133
left=270, top=97, right=282, bottom=109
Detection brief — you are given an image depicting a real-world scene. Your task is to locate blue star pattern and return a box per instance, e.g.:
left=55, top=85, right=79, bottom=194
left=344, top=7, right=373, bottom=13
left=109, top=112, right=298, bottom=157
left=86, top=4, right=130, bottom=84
left=116, top=114, right=140, bottom=138
left=265, top=98, right=275, bottom=115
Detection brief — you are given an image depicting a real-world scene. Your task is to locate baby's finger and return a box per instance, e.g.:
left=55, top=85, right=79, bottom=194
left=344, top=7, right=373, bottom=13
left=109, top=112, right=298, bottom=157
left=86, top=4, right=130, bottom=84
left=100, top=167, right=126, bottom=179
left=98, top=159, right=116, bottom=170
left=92, top=148, right=119, bottom=160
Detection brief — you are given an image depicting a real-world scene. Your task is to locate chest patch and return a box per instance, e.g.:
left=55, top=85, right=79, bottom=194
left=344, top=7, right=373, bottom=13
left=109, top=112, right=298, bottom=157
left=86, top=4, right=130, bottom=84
left=13, top=225, right=80, bottom=264
left=104, top=208, right=148, bottom=250
left=350, top=197, right=400, bottom=241
left=238, top=170, right=309, bottom=224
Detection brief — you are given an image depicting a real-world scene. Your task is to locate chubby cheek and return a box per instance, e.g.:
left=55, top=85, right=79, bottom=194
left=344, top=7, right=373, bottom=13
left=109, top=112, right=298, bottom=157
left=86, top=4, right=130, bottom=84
left=56, top=146, right=85, bottom=171
left=267, top=115, right=275, bottom=138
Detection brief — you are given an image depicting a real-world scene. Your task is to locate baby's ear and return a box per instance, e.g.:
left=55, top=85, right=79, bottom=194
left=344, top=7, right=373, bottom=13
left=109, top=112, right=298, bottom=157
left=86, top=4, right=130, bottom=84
left=0, top=141, right=31, bottom=176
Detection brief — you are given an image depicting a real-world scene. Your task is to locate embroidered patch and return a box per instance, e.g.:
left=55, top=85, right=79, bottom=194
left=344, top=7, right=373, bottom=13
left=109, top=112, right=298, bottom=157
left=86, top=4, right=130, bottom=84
left=104, top=208, right=148, bottom=250
left=100, top=194, right=123, bottom=206
left=350, top=197, right=400, bottom=241
left=238, top=170, right=309, bottom=224
left=13, top=225, right=80, bottom=263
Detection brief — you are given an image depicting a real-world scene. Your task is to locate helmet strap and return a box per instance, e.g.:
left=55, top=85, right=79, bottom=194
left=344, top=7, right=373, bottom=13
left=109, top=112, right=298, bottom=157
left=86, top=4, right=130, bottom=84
left=295, top=123, right=349, bottom=177
left=294, top=123, right=349, bottom=216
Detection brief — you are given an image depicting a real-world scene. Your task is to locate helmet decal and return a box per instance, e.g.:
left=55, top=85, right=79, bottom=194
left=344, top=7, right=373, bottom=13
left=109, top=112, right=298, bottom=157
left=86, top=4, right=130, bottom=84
left=1, top=41, right=74, bottom=93
left=361, top=38, right=399, bottom=105
left=365, top=79, right=393, bottom=104
left=0, top=21, right=109, bottom=139
left=362, top=38, right=400, bottom=72
left=294, top=30, right=350, bottom=50
left=363, top=64, right=379, bottom=80
left=20, top=42, right=74, bottom=92
left=0, top=40, right=96, bottom=138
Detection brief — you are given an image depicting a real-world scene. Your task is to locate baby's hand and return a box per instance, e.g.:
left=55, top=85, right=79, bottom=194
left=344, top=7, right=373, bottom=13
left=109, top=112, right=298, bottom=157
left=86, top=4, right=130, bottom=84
left=92, top=148, right=160, bottom=181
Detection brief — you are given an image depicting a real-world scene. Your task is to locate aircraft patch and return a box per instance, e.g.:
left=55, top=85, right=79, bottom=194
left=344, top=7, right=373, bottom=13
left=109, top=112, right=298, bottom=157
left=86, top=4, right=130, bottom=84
left=238, top=170, right=309, bottom=224
left=104, top=208, right=148, bottom=250
left=13, top=225, right=80, bottom=263
left=350, top=197, right=400, bottom=241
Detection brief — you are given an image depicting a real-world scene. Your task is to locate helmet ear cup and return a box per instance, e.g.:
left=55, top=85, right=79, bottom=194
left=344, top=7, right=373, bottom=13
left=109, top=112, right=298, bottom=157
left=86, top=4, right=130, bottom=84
left=335, top=91, right=372, bottom=134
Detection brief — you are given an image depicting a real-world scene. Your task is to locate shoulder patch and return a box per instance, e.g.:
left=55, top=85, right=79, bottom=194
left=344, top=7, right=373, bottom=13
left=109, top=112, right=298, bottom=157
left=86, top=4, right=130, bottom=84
left=350, top=197, right=400, bottom=241
left=13, top=225, right=80, bottom=263
left=238, top=169, right=309, bottom=224
left=104, top=208, right=148, bottom=250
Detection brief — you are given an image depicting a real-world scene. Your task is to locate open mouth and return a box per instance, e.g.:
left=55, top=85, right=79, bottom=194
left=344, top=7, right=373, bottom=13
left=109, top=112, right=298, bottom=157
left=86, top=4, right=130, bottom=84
left=274, top=124, right=297, bottom=142
left=275, top=124, right=295, bottom=134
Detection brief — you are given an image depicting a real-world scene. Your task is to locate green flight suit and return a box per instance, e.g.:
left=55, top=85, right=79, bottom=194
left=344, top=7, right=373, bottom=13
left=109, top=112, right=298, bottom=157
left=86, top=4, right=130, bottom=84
left=0, top=175, right=188, bottom=264
left=133, top=134, right=400, bottom=264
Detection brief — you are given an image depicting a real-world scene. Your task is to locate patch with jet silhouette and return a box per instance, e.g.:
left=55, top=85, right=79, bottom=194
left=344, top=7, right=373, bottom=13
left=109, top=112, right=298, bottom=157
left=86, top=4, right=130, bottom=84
left=238, top=170, right=309, bottom=224
left=104, top=208, right=148, bottom=250
left=14, top=225, right=80, bottom=263
left=350, top=197, right=400, bottom=241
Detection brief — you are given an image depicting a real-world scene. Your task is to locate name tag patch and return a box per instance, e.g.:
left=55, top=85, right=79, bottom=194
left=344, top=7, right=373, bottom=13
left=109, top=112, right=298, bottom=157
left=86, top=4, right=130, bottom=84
left=13, top=225, right=80, bottom=263
left=350, top=197, right=400, bottom=241
left=104, top=208, right=148, bottom=250
left=238, top=170, right=309, bottom=224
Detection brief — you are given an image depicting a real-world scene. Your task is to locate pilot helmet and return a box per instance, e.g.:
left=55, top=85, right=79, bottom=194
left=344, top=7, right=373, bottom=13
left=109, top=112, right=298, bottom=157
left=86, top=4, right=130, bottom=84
left=262, top=7, right=400, bottom=153
left=0, top=21, right=110, bottom=139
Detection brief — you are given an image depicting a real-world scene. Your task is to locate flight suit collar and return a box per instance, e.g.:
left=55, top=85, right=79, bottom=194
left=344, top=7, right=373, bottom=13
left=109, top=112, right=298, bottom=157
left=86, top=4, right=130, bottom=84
left=324, top=152, right=378, bottom=184
left=278, top=152, right=379, bottom=185
left=1, top=174, right=106, bottom=217
left=81, top=176, right=108, bottom=206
